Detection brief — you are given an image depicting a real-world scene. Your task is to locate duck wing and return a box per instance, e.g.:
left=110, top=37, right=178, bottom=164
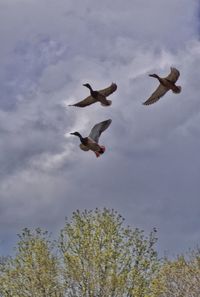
left=89, top=119, right=112, bottom=143
left=98, top=83, right=117, bottom=97
left=69, top=83, right=117, bottom=107
left=69, top=95, right=97, bottom=107
left=165, top=67, right=180, bottom=83
left=143, top=84, right=168, bottom=105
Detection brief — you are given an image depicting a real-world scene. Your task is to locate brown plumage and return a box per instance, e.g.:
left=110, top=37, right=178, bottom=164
left=70, top=119, right=112, bottom=158
left=143, top=67, right=181, bottom=106
left=69, top=83, right=117, bottom=107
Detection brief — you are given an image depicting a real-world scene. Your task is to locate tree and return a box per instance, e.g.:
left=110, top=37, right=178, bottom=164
left=59, top=208, right=159, bottom=297
left=0, top=209, right=160, bottom=297
left=151, top=248, right=200, bottom=297
left=0, top=228, right=63, bottom=297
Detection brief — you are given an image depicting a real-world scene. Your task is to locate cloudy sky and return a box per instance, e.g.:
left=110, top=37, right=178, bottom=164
left=0, top=0, right=200, bottom=256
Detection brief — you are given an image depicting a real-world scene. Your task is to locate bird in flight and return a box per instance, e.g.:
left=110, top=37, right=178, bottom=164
left=69, top=83, right=117, bottom=107
left=143, top=67, right=181, bottom=105
left=70, top=119, right=112, bottom=157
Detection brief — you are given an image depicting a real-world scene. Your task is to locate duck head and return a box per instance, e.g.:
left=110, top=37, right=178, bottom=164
left=70, top=132, right=87, bottom=145
left=149, top=74, right=159, bottom=79
left=70, top=131, right=82, bottom=138
left=83, top=83, right=92, bottom=90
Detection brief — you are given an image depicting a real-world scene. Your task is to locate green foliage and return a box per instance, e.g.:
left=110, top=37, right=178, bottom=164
left=0, top=209, right=159, bottom=297
left=0, top=228, right=63, bottom=297
left=59, top=208, right=159, bottom=297
left=1, top=209, right=199, bottom=297
left=151, top=248, right=200, bottom=297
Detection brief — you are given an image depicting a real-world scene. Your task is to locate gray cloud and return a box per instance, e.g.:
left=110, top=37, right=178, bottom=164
left=0, top=0, right=200, bottom=256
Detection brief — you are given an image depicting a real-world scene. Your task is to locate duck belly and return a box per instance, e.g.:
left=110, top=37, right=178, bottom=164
left=80, top=144, right=89, bottom=151
left=88, top=142, right=101, bottom=152
left=162, top=79, right=173, bottom=89
left=97, top=94, right=110, bottom=106
left=163, top=79, right=181, bottom=93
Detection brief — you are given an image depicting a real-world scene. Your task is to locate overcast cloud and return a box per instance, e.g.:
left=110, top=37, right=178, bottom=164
left=0, top=0, right=200, bottom=256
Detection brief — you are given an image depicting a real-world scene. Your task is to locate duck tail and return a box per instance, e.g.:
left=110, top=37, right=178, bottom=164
left=101, top=100, right=112, bottom=106
left=173, top=86, right=182, bottom=94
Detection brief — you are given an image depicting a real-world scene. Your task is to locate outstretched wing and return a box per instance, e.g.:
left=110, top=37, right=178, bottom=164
left=89, top=119, right=112, bottom=143
left=165, top=67, right=180, bottom=83
left=98, top=83, right=117, bottom=97
left=69, top=83, right=117, bottom=107
left=69, top=96, right=97, bottom=107
left=143, top=84, right=168, bottom=105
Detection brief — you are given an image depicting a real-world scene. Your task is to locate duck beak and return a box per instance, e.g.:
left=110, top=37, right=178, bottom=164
left=149, top=74, right=156, bottom=78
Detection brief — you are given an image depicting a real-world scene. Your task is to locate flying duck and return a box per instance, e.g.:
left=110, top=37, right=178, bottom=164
left=69, top=83, right=117, bottom=107
left=143, top=67, right=181, bottom=105
left=70, top=119, right=112, bottom=157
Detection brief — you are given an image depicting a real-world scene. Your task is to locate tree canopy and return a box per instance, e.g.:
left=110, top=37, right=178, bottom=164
left=59, top=208, right=158, bottom=297
left=0, top=228, right=63, bottom=297
left=0, top=208, right=199, bottom=297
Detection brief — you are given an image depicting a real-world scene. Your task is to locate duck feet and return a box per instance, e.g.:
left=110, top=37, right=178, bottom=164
left=94, top=146, right=106, bottom=157
left=94, top=151, right=101, bottom=158
left=100, top=146, right=105, bottom=153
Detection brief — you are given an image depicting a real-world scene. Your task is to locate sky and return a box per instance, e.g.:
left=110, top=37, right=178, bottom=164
left=0, top=0, right=200, bottom=257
